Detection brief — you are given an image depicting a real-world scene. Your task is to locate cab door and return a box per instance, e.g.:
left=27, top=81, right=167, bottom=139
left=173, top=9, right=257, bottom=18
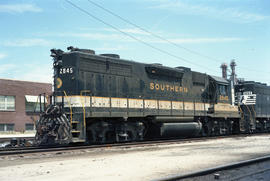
left=208, top=79, right=218, bottom=104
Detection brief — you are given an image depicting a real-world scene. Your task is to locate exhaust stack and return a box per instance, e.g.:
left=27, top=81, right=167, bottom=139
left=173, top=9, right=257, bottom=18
left=220, top=63, right=228, bottom=79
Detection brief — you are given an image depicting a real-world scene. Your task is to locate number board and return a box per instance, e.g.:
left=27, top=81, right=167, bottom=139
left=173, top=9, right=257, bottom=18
left=59, top=67, right=74, bottom=75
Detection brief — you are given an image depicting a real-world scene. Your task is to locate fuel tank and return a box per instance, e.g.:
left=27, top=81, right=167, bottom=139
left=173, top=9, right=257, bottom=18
left=160, top=122, right=202, bottom=137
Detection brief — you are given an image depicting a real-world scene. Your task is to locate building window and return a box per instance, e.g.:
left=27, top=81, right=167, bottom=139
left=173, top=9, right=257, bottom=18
left=0, top=124, right=4, bottom=131
left=25, top=123, right=35, bottom=131
left=0, top=124, right=15, bottom=132
left=0, top=96, right=15, bottom=111
left=25, top=95, right=47, bottom=112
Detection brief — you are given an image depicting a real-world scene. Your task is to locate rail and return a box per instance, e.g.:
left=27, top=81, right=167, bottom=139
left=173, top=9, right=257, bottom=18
left=157, top=155, right=270, bottom=181
left=1, top=133, right=268, bottom=157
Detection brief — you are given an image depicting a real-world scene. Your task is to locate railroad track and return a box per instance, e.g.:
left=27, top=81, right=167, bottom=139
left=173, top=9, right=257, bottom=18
left=158, top=155, right=270, bottom=181
left=0, top=133, right=268, bottom=157
left=0, top=137, right=34, bottom=142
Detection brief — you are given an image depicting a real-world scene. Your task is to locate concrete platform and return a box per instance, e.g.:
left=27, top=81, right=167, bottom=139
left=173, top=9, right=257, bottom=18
left=0, top=132, right=35, bottom=147
left=1, top=134, right=270, bottom=181
left=0, top=132, right=35, bottom=138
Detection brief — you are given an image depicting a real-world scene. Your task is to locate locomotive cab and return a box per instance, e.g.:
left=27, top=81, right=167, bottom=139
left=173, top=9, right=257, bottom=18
left=207, top=76, right=238, bottom=117
left=208, top=76, right=230, bottom=104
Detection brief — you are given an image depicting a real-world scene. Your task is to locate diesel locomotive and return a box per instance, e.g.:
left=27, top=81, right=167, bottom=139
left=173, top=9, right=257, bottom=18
left=35, top=46, right=270, bottom=145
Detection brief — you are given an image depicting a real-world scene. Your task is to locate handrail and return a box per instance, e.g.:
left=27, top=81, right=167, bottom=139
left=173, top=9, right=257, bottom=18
left=63, top=91, right=73, bottom=124
left=31, top=95, right=40, bottom=128
left=238, top=105, right=243, bottom=117
left=80, top=90, right=91, bottom=128
left=238, top=105, right=245, bottom=130
left=237, top=104, right=245, bottom=132
left=46, top=95, right=49, bottom=107
left=251, top=105, right=256, bottom=119
left=33, top=94, right=46, bottom=113
left=245, top=104, right=253, bottom=122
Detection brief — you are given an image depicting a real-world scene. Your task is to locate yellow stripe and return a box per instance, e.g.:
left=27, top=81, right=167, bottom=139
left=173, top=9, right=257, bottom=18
left=57, top=95, right=237, bottom=113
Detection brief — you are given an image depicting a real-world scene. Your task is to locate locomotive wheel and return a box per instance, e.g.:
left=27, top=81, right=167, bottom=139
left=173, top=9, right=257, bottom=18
left=115, top=126, right=137, bottom=142
left=86, top=120, right=144, bottom=144
left=201, top=120, right=212, bottom=136
left=202, top=124, right=210, bottom=136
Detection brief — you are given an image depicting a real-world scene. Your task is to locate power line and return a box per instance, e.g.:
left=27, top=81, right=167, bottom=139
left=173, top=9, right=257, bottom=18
left=238, top=65, right=270, bottom=74
left=65, top=0, right=219, bottom=73
left=86, top=0, right=270, bottom=75
left=87, top=0, right=221, bottom=64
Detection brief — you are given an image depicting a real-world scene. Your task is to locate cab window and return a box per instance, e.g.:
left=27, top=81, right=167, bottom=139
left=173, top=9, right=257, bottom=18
left=218, top=84, right=227, bottom=96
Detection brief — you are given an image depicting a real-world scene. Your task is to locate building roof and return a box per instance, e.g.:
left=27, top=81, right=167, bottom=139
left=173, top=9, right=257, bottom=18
left=0, top=78, right=51, bottom=85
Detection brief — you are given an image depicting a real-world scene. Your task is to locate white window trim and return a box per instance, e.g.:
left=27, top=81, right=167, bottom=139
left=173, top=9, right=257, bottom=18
left=25, top=95, right=47, bottom=103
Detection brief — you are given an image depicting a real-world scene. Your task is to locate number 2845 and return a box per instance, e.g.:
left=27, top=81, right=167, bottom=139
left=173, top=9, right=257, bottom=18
left=60, top=67, right=73, bottom=74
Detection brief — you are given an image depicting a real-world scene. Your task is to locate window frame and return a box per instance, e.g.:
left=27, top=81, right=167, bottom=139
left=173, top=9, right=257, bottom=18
left=218, top=84, right=228, bottom=96
left=25, top=95, right=46, bottom=113
left=25, top=123, right=35, bottom=131
left=0, top=123, right=15, bottom=132
left=0, top=95, right=15, bottom=111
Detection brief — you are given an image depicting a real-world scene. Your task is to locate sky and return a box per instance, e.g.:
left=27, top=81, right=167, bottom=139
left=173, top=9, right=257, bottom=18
left=0, top=0, right=269, bottom=84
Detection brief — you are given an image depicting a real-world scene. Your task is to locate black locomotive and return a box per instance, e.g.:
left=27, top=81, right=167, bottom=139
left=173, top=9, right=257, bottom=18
left=35, top=47, right=270, bottom=145
left=235, top=81, right=270, bottom=133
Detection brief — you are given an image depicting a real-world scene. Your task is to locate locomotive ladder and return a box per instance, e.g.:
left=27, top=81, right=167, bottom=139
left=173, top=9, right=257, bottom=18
left=63, top=91, right=86, bottom=143
left=238, top=105, right=245, bottom=132
left=238, top=105, right=256, bottom=133
left=245, top=105, right=256, bottom=131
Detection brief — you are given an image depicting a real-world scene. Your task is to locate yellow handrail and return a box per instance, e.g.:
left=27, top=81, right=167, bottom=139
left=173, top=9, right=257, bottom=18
left=46, top=95, right=49, bottom=107
left=63, top=91, right=72, bottom=124
left=80, top=90, right=91, bottom=128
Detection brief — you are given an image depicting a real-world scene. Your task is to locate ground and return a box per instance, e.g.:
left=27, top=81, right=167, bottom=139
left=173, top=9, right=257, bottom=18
left=1, top=135, right=270, bottom=181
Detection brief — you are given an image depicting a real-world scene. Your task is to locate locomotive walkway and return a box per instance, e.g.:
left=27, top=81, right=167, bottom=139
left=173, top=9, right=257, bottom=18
left=1, top=134, right=270, bottom=181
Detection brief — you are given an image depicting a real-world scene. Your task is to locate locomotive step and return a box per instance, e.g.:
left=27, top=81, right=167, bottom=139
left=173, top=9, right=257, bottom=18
left=71, top=130, right=81, bottom=133
left=71, top=138, right=85, bottom=143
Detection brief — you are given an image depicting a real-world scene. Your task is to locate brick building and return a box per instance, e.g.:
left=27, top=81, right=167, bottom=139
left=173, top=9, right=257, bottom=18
left=0, top=79, right=52, bottom=132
